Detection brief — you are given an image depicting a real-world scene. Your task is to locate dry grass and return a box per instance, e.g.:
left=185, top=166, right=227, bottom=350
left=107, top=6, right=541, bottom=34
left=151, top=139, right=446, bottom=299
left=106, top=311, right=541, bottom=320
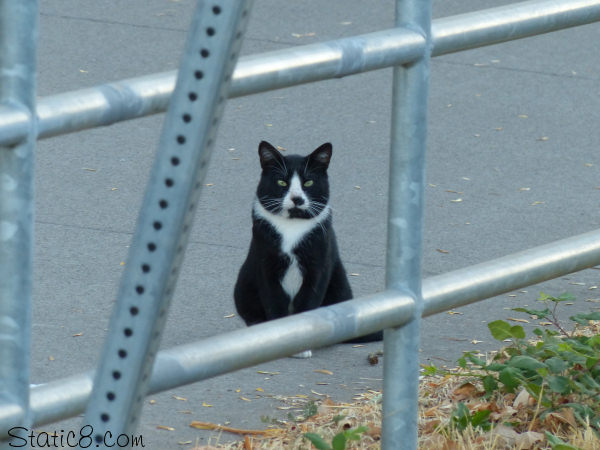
left=188, top=371, right=600, bottom=450
left=190, top=323, right=600, bottom=449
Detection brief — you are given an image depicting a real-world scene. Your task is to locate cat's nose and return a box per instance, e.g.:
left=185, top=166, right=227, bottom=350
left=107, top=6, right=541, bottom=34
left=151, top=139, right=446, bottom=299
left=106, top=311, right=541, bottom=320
left=291, top=196, right=305, bottom=206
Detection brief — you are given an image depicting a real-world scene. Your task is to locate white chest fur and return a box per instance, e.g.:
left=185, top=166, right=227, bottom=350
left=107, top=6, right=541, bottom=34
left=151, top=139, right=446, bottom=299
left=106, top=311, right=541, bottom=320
left=253, top=200, right=330, bottom=302
left=281, top=257, right=302, bottom=308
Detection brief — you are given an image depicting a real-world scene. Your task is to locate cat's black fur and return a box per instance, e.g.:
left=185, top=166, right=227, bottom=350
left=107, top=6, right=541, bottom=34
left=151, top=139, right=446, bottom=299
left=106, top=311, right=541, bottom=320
left=234, top=141, right=382, bottom=344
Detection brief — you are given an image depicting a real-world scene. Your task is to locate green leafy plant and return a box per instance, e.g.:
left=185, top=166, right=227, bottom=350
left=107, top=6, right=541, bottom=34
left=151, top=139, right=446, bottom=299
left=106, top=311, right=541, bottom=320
left=545, top=431, right=580, bottom=450
left=303, top=400, right=319, bottom=420
left=304, top=425, right=368, bottom=450
left=424, top=292, right=600, bottom=439
left=450, top=402, right=492, bottom=432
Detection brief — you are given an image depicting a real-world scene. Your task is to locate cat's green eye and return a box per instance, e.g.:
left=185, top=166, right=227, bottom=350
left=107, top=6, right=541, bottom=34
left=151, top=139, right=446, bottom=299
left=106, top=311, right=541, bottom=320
left=277, top=180, right=287, bottom=187
left=304, top=180, right=314, bottom=187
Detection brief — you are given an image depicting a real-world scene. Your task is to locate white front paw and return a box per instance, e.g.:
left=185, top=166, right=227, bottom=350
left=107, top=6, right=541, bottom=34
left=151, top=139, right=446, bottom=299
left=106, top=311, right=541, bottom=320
left=290, top=350, right=312, bottom=359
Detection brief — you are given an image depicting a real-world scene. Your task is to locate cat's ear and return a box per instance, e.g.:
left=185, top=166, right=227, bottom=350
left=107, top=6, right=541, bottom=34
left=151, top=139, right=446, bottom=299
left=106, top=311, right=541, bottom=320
left=308, top=143, right=332, bottom=170
left=258, top=141, right=283, bottom=170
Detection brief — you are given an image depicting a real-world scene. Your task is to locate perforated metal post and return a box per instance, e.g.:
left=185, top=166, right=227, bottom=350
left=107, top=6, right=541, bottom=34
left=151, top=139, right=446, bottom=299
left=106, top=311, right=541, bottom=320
left=82, top=1, right=253, bottom=445
left=0, top=1, right=38, bottom=446
left=382, top=0, right=432, bottom=448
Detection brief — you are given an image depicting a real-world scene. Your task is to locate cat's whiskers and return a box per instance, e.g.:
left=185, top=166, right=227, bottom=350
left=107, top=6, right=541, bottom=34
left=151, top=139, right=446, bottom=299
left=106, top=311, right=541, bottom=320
left=309, top=200, right=335, bottom=215
left=258, top=195, right=283, bottom=214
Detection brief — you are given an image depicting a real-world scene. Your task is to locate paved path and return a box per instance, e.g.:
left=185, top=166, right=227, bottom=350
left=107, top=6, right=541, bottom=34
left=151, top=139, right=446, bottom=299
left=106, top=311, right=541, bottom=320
left=31, top=0, right=599, bottom=447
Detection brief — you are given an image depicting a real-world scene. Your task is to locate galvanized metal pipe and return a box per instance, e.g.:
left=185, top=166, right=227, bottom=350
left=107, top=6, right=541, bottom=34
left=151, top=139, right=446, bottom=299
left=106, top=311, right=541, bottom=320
left=19, top=291, right=415, bottom=434
left=0, top=0, right=39, bottom=445
left=432, top=0, right=600, bottom=56
left=0, top=229, right=600, bottom=432
left=423, top=228, right=600, bottom=317
left=382, top=0, right=431, bottom=447
left=5, top=228, right=597, bottom=436
left=1, top=0, right=599, bottom=146
left=82, top=1, right=255, bottom=443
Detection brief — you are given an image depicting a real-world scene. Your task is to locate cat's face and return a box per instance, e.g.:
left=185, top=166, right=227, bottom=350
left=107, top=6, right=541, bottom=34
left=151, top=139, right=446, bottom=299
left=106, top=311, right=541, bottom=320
left=256, top=141, right=331, bottom=220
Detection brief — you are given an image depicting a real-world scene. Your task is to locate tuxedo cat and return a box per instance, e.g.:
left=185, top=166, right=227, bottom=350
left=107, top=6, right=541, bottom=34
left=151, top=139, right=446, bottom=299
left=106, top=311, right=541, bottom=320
left=234, top=141, right=382, bottom=357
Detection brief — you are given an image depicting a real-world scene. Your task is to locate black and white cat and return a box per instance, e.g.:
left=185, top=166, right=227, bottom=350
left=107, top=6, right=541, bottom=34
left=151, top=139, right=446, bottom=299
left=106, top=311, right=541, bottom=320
left=234, top=141, right=382, bottom=358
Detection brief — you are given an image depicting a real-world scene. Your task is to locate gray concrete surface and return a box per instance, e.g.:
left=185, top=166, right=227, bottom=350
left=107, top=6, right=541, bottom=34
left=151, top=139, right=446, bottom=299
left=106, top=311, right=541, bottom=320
left=28, top=0, right=600, bottom=447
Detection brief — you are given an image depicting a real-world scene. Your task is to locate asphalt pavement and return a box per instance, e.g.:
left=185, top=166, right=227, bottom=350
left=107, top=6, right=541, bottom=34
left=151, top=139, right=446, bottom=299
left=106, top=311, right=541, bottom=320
left=30, top=0, right=600, bottom=447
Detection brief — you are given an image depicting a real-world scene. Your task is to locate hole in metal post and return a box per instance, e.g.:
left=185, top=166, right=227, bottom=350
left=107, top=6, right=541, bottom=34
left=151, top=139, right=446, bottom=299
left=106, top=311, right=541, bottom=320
left=130, top=306, right=139, bottom=316
left=176, top=135, right=186, bottom=144
left=165, top=178, right=174, bottom=187
left=206, top=27, right=215, bottom=36
left=101, top=413, right=110, bottom=423
left=159, top=200, right=168, bottom=209
left=194, top=70, right=204, bottom=80
left=106, top=392, right=115, bottom=401
left=124, top=328, right=133, bottom=337
left=182, top=114, right=191, bottom=123
left=188, top=92, right=198, bottom=102
left=171, top=157, right=180, bottom=166
left=153, top=221, right=162, bottom=230
left=142, top=263, right=151, bottom=272
left=112, top=371, right=121, bottom=380
left=200, top=48, right=210, bottom=58
left=135, top=285, right=144, bottom=295
left=147, top=242, right=157, bottom=252
left=212, top=5, right=221, bottom=15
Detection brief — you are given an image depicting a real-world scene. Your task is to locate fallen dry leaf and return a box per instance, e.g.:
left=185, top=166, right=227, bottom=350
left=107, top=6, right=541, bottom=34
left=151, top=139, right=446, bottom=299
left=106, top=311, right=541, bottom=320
left=544, top=407, right=577, bottom=429
left=516, top=431, right=545, bottom=449
left=156, top=425, right=174, bottom=431
left=257, top=370, right=280, bottom=375
left=291, top=32, right=316, bottom=38
left=507, top=317, right=529, bottom=323
left=436, top=249, right=449, bottom=254
left=452, top=382, right=480, bottom=401
left=189, top=421, right=283, bottom=437
left=173, top=395, right=187, bottom=401
left=513, top=388, right=531, bottom=409
left=314, top=369, right=333, bottom=375
left=311, top=390, right=327, bottom=397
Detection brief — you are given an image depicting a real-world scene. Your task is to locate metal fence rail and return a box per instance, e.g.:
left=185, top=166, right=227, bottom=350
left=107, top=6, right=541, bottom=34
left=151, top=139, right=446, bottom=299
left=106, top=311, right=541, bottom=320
left=1, top=0, right=600, bottom=448
left=1, top=0, right=600, bottom=147
left=0, top=2, right=38, bottom=448
left=3, top=227, right=596, bottom=434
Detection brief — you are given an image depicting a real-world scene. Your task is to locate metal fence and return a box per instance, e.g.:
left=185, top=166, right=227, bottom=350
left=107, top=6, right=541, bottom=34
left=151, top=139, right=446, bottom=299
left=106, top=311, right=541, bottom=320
left=1, top=0, right=600, bottom=448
